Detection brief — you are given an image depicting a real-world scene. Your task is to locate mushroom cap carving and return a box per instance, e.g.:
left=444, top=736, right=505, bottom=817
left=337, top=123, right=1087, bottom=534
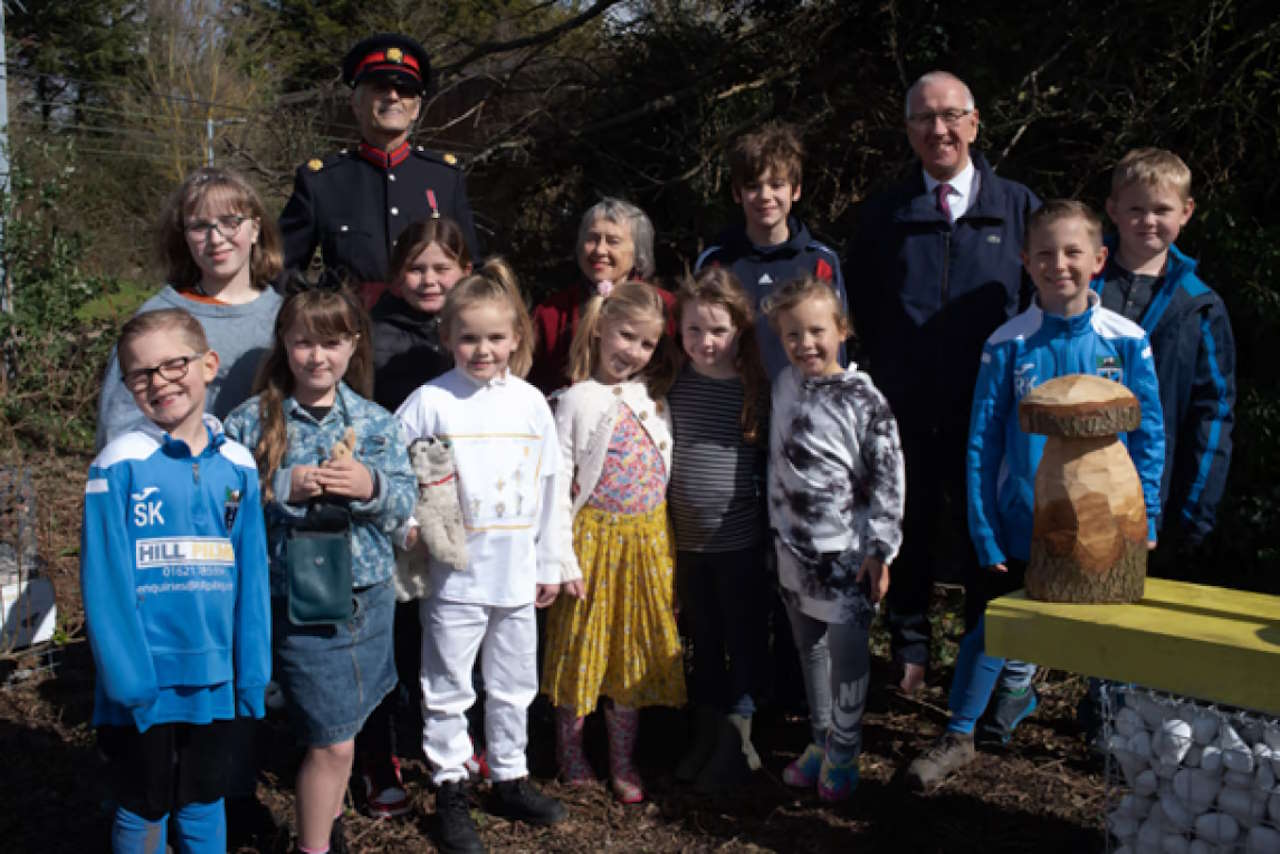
left=1019, top=374, right=1141, bottom=437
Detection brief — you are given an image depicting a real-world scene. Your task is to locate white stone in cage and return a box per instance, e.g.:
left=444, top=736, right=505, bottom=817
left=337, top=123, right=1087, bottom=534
left=1157, top=720, right=1196, bottom=765
left=1247, top=825, right=1280, bottom=854
left=1175, top=768, right=1222, bottom=813
left=1163, top=792, right=1197, bottom=830
left=1195, top=812, right=1241, bottom=845
left=1221, top=725, right=1255, bottom=773
left=1136, top=769, right=1160, bottom=797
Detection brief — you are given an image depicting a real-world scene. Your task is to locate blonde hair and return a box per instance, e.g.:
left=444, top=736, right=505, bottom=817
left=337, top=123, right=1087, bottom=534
left=251, top=287, right=374, bottom=501
left=438, top=257, right=535, bottom=378
left=1024, top=199, right=1104, bottom=250
left=761, top=276, right=849, bottom=337
left=675, top=268, right=769, bottom=444
left=1110, top=147, right=1193, bottom=201
left=568, top=281, right=678, bottom=399
left=157, top=167, right=283, bottom=290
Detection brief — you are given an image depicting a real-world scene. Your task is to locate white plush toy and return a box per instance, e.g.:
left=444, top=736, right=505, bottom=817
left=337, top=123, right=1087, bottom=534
left=394, top=437, right=469, bottom=601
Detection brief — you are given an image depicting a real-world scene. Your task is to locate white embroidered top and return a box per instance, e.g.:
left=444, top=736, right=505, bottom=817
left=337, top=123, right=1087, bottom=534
left=396, top=368, right=579, bottom=607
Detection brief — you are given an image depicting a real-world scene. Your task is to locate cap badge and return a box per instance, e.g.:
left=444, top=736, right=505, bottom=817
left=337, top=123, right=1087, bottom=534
left=307, top=158, right=324, bottom=172
left=386, top=47, right=404, bottom=64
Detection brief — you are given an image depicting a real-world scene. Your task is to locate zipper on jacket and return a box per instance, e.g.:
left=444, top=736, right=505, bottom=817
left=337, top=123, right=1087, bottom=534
left=940, top=231, right=952, bottom=305
left=192, top=462, right=200, bottom=484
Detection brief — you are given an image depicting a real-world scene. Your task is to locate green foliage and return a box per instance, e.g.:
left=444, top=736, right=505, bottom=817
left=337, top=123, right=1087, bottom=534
left=0, top=141, right=144, bottom=453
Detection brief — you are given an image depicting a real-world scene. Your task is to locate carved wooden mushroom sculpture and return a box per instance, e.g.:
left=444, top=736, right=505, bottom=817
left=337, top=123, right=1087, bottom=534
left=1018, top=374, right=1148, bottom=603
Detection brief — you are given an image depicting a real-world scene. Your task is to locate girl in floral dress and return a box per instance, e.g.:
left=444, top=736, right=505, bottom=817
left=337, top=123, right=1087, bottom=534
left=541, top=281, right=684, bottom=803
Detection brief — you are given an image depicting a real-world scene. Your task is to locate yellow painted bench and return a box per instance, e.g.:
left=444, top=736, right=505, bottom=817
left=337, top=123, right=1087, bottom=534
left=984, top=578, right=1280, bottom=715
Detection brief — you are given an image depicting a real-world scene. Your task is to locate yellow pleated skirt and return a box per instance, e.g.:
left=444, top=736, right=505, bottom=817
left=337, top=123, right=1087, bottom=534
left=542, top=502, right=686, bottom=718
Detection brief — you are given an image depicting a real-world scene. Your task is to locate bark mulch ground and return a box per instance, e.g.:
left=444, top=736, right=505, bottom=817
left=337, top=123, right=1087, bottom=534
left=0, top=449, right=1108, bottom=852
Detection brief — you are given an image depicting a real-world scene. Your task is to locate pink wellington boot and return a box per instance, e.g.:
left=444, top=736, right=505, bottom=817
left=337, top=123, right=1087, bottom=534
left=603, top=703, right=643, bottom=803
left=555, top=706, right=593, bottom=785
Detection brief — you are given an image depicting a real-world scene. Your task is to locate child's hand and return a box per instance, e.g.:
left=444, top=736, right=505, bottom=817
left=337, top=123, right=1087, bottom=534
left=535, top=583, right=560, bottom=608
left=1147, top=539, right=1157, bottom=550
left=987, top=562, right=1009, bottom=574
left=562, top=579, right=586, bottom=600
left=403, top=525, right=421, bottom=550
left=289, top=465, right=326, bottom=503
left=316, top=456, right=375, bottom=500
left=856, top=556, right=890, bottom=603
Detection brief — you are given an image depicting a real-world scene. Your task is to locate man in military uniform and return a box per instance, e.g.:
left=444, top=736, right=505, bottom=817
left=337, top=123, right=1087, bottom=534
left=280, top=33, right=480, bottom=292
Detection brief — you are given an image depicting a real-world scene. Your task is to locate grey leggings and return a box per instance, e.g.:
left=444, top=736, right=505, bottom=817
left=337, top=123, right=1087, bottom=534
left=785, top=602, right=870, bottom=759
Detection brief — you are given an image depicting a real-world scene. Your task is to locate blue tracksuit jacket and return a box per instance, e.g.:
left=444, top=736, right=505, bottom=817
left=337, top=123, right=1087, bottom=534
left=80, top=415, right=271, bottom=732
left=1092, top=241, right=1235, bottom=543
left=967, top=294, right=1165, bottom=568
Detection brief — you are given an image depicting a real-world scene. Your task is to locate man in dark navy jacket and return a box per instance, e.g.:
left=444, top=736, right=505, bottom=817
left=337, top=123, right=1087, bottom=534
left=279, top=33, right=479, bottom=296
left=849, top=71, right=1040, bottom=696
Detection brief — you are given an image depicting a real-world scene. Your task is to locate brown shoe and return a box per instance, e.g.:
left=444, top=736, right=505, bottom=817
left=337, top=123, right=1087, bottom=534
left=897, top=661, right=926, bottom=696
left=906, top=731, right=976, bottom=791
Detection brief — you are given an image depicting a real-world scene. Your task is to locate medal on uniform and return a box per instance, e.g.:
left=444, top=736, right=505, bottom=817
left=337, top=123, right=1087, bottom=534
left=426, top=188, right=440, bottom=219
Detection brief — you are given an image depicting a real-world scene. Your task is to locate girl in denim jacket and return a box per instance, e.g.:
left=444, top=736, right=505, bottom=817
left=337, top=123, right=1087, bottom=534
left=224, top=285, right=415, bottom=854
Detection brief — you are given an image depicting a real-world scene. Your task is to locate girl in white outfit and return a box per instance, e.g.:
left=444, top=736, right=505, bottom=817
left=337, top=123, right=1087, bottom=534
left=395, top=259, right=581, bottom=848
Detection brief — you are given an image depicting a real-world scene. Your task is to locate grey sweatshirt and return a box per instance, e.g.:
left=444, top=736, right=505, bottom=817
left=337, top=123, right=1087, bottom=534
left=95, top=285, right=282, bottom=450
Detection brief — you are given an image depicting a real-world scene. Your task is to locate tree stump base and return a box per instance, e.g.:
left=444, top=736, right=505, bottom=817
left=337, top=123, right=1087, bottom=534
left=1027, top=537, right=1147, bottom=603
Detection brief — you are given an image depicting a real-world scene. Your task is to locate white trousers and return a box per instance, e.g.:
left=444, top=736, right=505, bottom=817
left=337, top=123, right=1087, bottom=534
left=420, top=597, right=537, bottom=785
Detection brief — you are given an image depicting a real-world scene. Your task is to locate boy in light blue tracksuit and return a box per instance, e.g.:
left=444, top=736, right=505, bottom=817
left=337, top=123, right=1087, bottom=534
left=82, top=308, right=270, bottom=853
left=905, top=201, right=1164, bottom=790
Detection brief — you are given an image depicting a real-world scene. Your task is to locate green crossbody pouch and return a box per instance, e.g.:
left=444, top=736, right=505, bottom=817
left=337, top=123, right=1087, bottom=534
left=285, top=515, right=354, bottom=626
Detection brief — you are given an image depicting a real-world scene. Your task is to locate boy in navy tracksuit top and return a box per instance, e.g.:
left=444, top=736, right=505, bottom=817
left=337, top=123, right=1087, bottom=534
left=695, top=122, right=846, bottom=380
left=82, top=308, right=270, bottom=853
left=1096, top=147, right=1235, bottom=548
left=905, top=201, right=1164, bottom=790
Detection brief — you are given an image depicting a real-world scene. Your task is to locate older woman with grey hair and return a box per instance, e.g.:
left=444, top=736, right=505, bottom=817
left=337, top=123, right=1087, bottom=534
left=529, top=197, right=673, bottom=394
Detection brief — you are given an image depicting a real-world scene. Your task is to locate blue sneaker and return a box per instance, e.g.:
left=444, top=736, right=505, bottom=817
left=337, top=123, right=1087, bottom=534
left=817, top=752, right=859, bottom=802
left=782, top=743, right=824, bottom=787
left=977, top=686, right=1038, bottom=748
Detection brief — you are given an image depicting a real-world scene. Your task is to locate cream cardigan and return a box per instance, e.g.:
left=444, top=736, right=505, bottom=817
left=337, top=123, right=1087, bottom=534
left=552, top=378, right=674, bottom=580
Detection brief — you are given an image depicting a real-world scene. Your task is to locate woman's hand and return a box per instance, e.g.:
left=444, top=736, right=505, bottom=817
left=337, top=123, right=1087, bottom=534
left=562, top=579, right=586, bottom=600
left=315, top=456, right=375, bottom=500
left=856, top=556, right=890, bottom=603
left=289, top=465, right=326, bottom=502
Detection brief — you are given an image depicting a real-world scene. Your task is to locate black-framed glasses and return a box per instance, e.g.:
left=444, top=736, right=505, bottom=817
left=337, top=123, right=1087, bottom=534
left=185, top=214, right=250, bottom=241
left=908, top=108, right=974, bottom=128
left=122, top=353, right=206, bottom=392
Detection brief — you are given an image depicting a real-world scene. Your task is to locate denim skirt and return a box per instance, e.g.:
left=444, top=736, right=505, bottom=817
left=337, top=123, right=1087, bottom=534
left=273, top=578, right=396, bottom=747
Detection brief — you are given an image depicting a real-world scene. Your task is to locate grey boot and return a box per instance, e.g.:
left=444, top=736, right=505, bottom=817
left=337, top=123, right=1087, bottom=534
left=675, top=705, right=720, bottom=782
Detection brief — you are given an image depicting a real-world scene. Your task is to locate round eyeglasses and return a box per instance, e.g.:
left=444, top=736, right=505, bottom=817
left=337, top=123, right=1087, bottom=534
left=122, top=353, right=206, bottom=392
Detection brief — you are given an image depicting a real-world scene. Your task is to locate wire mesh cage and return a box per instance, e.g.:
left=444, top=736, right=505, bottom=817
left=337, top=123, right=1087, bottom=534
left=1102, top=682, right=1280, bottom=853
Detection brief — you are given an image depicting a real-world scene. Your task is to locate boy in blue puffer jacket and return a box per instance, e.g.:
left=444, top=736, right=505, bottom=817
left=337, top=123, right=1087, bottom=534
left=1096, top=147, right=1235, bottom=549
left=905, top=201, right=1164, bottom=790
left=82, top=308, right=270, bottom=853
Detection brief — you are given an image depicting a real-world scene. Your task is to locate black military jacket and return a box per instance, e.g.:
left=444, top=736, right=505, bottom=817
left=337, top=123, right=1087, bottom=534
left=279, top=141, right=479, bottom=285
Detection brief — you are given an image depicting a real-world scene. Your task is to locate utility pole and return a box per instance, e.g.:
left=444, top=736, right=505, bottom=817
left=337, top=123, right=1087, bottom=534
left=205, top=116, right=245, bottom=166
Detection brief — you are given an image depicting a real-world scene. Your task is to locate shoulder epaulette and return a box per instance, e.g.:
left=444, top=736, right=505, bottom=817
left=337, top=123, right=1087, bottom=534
left=411, top=146, right=461, bottom=168
left=301, top=150, right=351, bottom=173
